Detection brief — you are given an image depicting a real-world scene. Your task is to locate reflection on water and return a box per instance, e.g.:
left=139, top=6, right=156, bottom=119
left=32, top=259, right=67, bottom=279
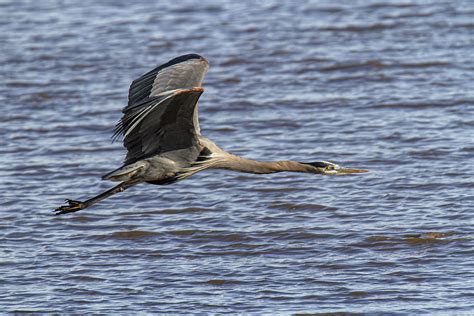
left=1, top=0, right=473, bottom=313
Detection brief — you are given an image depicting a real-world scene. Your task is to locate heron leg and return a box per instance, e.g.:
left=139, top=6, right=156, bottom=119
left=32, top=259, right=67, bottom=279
left=53, top=181, right=138, bottom=215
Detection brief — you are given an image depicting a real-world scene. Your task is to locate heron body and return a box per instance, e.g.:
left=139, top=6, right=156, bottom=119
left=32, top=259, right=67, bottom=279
left=55, top=54, right=367, bottom=215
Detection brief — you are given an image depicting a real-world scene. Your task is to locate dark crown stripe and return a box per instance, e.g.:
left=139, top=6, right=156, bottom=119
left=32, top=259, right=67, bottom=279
left=300, top=161, right=329, bottom=168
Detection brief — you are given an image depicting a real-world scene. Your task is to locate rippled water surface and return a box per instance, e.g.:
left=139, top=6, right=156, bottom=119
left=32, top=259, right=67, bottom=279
left=1, top=0, right=473, bottom=313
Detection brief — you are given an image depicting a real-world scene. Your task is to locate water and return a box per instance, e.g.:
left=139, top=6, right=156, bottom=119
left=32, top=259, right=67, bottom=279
left=1, top=0, right=473, bottom=313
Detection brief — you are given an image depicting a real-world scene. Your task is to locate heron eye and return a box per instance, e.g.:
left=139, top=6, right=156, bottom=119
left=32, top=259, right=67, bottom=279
left=326, top=165, right=335, bottom=170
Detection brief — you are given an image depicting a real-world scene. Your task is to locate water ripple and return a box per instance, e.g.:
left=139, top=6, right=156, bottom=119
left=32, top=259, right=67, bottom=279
left=1, top=0, right=473, bottom=313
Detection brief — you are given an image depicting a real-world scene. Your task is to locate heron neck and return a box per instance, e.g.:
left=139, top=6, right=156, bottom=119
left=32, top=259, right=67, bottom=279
left=218, top=154, right=312, bottom=174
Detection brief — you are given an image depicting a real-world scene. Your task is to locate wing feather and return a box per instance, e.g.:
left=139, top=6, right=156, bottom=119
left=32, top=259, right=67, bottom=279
left=115, top=54, right=209, bottom=164
left=117, top=88, right=204, bottom=165
left=127, top=54, right=208, bottom=106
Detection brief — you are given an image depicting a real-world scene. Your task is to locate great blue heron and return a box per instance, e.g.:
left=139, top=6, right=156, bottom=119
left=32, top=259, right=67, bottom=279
left=54, top=54, right=368, bottom=215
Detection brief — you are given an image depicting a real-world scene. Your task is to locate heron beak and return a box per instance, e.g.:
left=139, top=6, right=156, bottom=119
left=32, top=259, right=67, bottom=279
left=333, top=167, right=369, bottom=175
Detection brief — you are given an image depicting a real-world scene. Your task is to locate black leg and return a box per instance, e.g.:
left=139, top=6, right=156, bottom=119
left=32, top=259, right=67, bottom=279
left=53, top=181, right=138, bottom=215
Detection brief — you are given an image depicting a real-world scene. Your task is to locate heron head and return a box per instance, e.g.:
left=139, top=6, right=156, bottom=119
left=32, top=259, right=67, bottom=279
left=301, top=161, right=368, bottom=175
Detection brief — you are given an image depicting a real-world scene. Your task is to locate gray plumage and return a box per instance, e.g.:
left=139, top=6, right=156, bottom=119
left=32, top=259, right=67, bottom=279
left=55, top=54, right=367, bottom=215
left=114, top=88, right=203, bottom=165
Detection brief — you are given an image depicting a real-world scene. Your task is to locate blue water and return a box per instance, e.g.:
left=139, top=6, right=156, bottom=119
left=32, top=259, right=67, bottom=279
left=1, top=0, right=473, bottom=313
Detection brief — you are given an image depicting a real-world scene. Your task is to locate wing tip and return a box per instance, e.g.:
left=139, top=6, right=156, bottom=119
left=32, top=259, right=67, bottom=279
left=167, top=54, right=207, bottom=66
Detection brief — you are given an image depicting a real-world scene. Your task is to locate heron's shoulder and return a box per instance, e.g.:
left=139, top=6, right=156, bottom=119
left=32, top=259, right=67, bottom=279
left=198, top=137, right=225, bottom=154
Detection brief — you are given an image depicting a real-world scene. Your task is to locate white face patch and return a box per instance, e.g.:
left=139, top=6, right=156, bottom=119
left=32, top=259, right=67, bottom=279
left=320, top=161, right=340, bottom=175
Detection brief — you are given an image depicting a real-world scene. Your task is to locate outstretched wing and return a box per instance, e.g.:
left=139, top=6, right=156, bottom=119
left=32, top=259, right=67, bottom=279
left=114, top=54, right=209, bottom=164
left=127, top=53, right=209, bottom=135
left=115, top=88, right=204, bottom=165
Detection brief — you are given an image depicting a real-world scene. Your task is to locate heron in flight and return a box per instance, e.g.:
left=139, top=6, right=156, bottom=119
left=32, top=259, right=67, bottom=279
left=54, top=54, right=367, bottom=215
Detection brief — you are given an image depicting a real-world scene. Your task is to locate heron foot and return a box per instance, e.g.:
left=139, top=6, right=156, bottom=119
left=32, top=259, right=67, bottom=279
left=54, top=199, right=87, bottom=215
